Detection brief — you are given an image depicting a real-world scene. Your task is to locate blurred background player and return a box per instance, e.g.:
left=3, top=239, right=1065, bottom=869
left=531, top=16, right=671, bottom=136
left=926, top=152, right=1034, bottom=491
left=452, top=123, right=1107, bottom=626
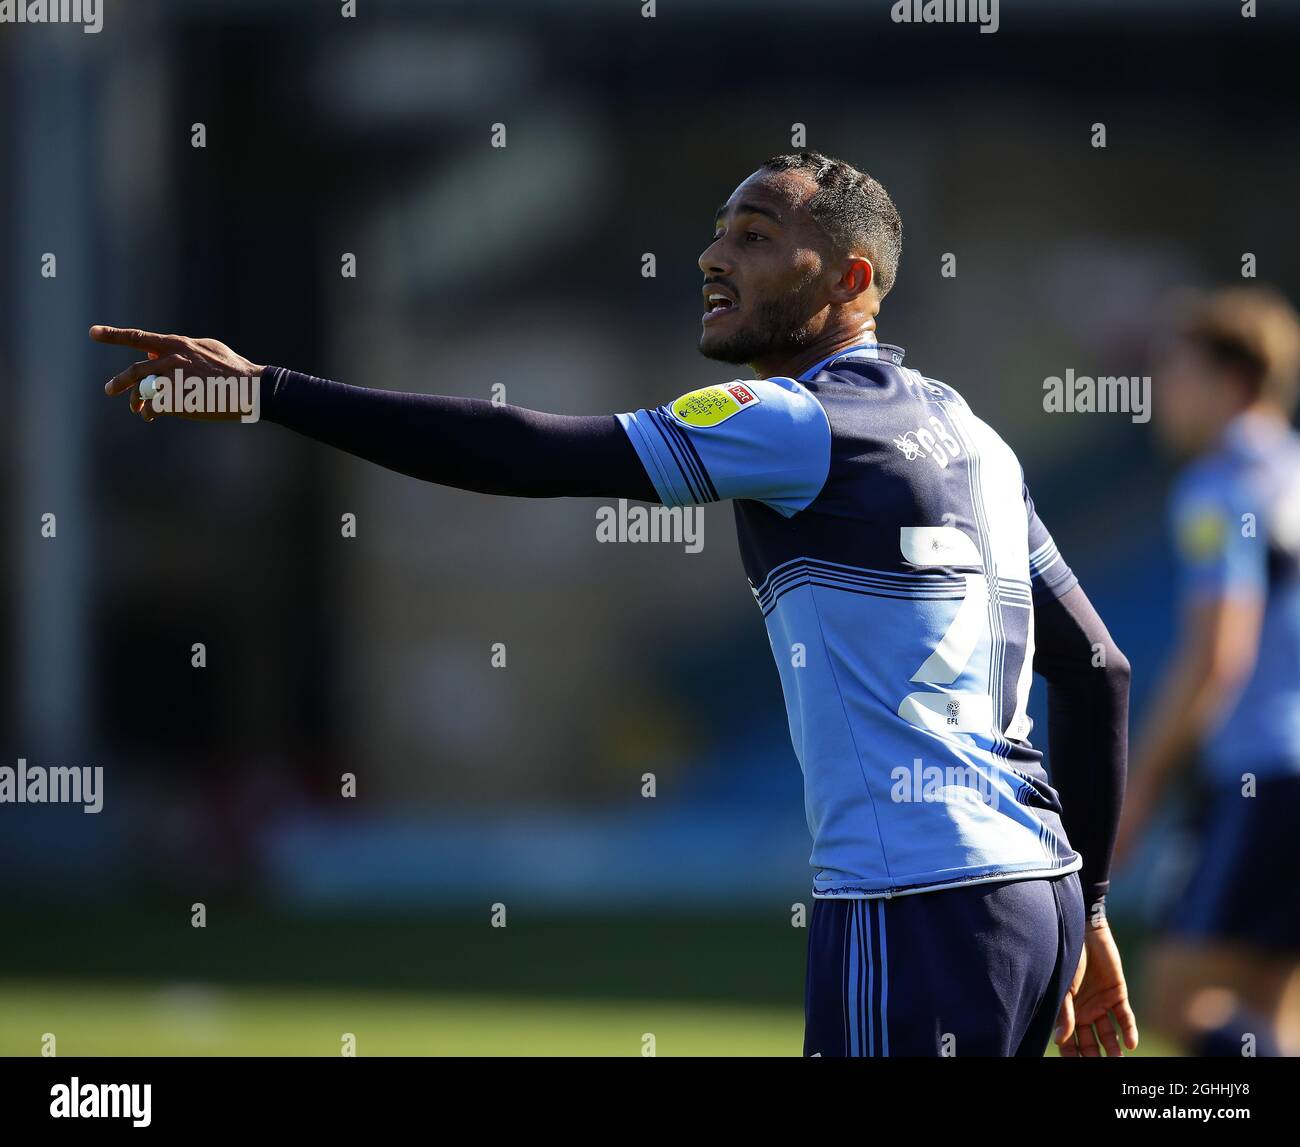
left=1116, top=286, right=1300, bottom=1056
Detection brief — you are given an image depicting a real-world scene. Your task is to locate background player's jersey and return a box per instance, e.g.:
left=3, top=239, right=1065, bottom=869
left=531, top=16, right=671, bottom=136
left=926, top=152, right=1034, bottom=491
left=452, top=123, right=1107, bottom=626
left=1170, top=410, right=1300, bottom=783
left=618, top=342, right=1083, bottom=897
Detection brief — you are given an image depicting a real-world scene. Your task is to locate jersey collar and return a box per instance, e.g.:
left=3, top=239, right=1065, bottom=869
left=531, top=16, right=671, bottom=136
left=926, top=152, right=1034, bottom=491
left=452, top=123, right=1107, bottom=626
left=797, top=341, right=907, bottom=381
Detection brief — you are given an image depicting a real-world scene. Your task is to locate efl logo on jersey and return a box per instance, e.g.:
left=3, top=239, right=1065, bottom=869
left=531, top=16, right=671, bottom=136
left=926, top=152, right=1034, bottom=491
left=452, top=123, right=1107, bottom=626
left=670, top=383, right=762, bottom=428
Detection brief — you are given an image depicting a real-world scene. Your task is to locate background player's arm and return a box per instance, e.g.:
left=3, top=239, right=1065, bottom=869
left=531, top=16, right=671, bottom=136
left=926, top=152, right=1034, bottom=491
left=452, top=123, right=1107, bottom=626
left=1114, top=482, right=1267, bottom=865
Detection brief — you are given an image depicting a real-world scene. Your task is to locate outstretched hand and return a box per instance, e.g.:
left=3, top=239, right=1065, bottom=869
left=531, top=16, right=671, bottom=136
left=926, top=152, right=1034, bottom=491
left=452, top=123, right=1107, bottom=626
left=91, top=325, right=265, bottom=422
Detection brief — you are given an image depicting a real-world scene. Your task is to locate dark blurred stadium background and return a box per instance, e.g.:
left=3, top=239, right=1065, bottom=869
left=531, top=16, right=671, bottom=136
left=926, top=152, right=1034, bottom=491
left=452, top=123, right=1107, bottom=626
left=1, top=0, right=1297, bottom=1054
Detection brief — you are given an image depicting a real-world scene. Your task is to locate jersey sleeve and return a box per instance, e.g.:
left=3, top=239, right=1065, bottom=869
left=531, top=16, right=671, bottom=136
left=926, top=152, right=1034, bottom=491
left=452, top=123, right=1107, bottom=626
left=1170, top=465, right=1265, bottom=601
left=1024, top=483, right=1080, bottom=603
left=615, top=376, right=832, bottom=516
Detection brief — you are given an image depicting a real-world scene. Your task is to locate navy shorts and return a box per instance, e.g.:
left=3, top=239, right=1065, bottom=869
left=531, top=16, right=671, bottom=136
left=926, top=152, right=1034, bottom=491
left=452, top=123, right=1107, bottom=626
left=803, top=871, right=1084, bottom=1057
left=1164, top=774, right=1300, bottom=953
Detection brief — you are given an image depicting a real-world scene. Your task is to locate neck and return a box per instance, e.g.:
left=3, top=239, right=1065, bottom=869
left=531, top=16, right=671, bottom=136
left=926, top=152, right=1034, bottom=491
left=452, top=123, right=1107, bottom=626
left=750, top=318, right=879, bottom=380
left=1243, top=398, right=1286, bottom=424
left=1199, top=399, right=1285, bottom=454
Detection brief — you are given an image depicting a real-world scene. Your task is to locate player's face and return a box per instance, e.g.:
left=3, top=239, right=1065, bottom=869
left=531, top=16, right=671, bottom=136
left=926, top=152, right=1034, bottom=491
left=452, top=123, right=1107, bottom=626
left=1154, top=344, right=1248, bottom=454
left=697, top=170, right=833, bottom=365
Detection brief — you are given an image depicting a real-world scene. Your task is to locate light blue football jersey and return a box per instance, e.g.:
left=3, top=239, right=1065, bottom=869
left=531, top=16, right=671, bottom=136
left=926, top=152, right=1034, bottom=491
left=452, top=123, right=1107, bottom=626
left=618, top=342, right=1083, bottom=898
left=1170, top=410, right=1300, bottom=782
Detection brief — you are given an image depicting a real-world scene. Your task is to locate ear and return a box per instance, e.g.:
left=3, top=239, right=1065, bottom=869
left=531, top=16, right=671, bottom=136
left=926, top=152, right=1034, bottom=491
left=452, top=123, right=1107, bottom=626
left=832, top=256, right=874, bottom=301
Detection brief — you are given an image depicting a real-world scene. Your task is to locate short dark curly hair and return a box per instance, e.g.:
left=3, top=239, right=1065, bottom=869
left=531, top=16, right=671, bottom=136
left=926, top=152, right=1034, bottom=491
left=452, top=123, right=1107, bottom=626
left=761, top=150, right=903, bottom=297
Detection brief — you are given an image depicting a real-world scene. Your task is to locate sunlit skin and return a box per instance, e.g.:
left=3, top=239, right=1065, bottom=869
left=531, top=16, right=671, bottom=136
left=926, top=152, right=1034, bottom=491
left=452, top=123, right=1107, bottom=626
left=698, top=168, right=879, bottom=380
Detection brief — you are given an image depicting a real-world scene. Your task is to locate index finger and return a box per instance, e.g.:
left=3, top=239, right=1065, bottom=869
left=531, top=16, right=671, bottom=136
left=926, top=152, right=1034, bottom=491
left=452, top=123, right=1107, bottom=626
left=89, top=325, right=184, bottom=353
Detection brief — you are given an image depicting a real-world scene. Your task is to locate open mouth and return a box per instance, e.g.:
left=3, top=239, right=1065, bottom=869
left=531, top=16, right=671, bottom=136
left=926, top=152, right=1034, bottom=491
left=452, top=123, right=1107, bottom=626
left=703, top=292, right=738, bottom=322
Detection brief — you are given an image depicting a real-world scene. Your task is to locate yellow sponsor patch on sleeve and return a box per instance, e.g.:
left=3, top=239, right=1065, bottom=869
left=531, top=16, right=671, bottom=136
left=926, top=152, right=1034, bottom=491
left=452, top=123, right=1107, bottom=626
left=669, top=382, right=760, bottom=428
left=1178, top=506, right=1227, bottom=561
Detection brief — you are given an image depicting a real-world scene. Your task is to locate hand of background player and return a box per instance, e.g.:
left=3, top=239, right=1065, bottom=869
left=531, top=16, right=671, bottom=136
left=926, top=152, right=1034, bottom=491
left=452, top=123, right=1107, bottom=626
left=91, top=325, right=266, bottom=423
left=1054, top=920, right=1140, bottom=1057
